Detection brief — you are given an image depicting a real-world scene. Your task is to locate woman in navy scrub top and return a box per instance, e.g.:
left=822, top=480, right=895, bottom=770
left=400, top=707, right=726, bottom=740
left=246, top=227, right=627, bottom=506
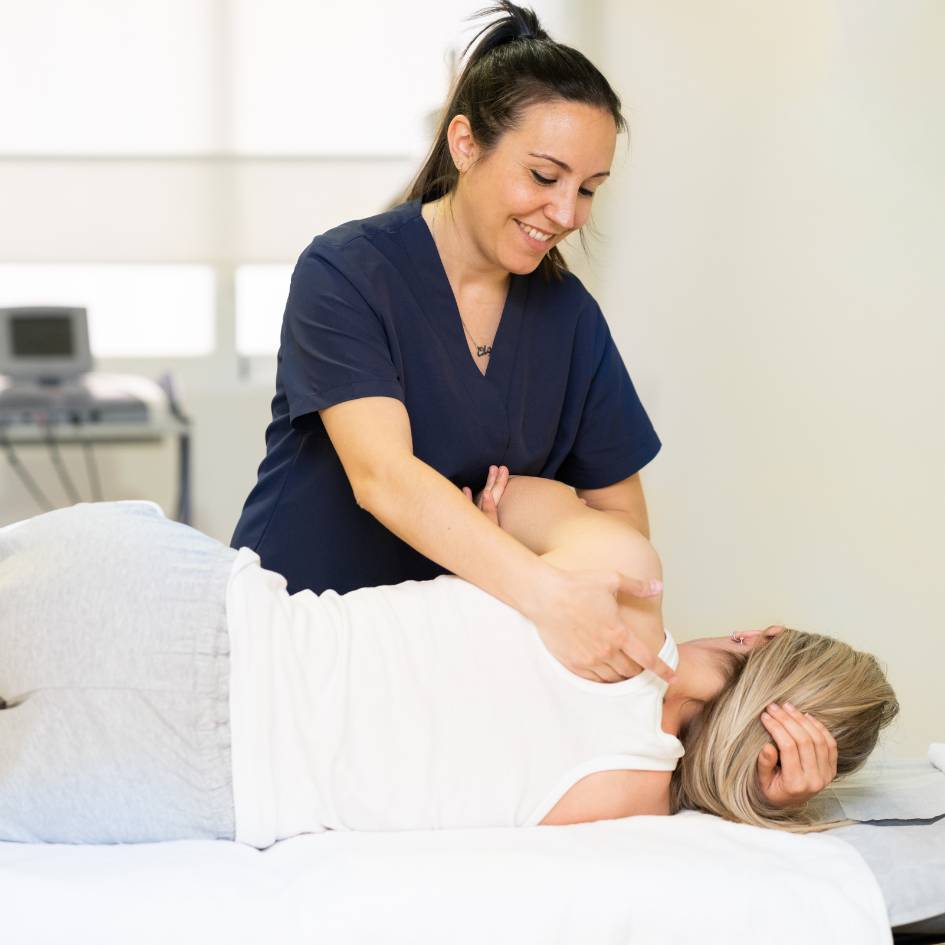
left=233, top=1, right=672, bottom=684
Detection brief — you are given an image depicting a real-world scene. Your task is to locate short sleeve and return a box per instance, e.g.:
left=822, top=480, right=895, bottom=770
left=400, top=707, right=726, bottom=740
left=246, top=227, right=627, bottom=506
left=555, top=304, right=661, bottom=489
left=279, top=242, right=404, bottom=429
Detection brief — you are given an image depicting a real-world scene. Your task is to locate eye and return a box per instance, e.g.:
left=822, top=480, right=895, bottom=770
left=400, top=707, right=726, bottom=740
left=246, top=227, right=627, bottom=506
left=530, top=169, right=596, bottom=198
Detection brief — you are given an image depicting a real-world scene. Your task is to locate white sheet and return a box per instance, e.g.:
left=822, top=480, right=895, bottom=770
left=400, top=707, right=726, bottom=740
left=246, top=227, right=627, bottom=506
left=0, top=812, right=890, bottom=945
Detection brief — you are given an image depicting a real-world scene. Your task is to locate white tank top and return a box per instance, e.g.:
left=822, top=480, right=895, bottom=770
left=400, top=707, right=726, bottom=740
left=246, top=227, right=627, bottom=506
left=225, top=549, right=683, bottom=849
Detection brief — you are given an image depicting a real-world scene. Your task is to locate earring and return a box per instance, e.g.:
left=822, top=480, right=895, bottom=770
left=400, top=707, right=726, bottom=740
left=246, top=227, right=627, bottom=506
left=731, top=632, right=746, bottom=645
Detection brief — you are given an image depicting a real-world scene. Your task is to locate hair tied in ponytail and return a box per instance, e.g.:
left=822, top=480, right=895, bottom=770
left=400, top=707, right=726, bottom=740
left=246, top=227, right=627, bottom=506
left=404, top=0, right=626, bottom=282
left=466, top=2, right=547, bottom=56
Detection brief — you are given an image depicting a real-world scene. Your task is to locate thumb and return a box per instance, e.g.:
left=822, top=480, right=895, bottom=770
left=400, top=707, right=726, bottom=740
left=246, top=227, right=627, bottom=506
left=757, top=743, right=778, bottom=786
left=617, top=572, right=663, bottom=599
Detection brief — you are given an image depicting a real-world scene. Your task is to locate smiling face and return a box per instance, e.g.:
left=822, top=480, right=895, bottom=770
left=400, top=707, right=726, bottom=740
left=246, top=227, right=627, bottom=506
left=448, top=99, right=618, bottom=276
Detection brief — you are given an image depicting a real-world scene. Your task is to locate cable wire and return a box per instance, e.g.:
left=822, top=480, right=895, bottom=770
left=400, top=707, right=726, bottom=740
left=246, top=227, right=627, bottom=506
left=72, top=415, right=103, bottom=501
left=0, top=421, right=53, bottom=512
left=81, top=439, right=103, bottom=502
left=42, top=419, right=81, bottom=504
left=157, top=372, right=192, bottom=525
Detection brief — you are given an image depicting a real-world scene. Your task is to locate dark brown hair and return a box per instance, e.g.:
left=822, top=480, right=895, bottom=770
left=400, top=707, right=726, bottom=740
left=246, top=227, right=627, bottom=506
left=404, top=1, right=627, bottom=282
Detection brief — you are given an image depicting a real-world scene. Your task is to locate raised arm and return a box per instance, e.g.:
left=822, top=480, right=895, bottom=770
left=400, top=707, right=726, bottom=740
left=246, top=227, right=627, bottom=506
left=321, top=397, right=672, bottom=683
left=473, top=469, right=666, bottom=677
left=489, top=472, right=658, bottom=569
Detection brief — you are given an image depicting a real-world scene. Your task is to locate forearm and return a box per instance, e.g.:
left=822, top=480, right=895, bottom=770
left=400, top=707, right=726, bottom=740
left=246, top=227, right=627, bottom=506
left=357, top=456, right=553, bottom=617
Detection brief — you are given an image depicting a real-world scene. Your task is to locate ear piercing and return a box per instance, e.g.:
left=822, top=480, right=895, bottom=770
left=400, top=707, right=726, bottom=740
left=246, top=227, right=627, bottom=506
left=731, top=633, right=746, bottom=645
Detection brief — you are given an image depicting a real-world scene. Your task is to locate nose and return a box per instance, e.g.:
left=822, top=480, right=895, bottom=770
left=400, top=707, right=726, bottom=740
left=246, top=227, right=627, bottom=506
left=545, top=189, right=580, bottom=232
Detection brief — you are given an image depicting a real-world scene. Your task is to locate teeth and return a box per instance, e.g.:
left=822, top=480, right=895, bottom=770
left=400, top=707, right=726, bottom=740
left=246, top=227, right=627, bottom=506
left=517, top=220, right=552, bottom=242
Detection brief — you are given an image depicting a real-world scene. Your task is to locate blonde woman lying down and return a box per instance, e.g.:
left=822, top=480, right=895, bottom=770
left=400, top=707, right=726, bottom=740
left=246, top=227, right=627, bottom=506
left=0, top=473, right=896, bottom=847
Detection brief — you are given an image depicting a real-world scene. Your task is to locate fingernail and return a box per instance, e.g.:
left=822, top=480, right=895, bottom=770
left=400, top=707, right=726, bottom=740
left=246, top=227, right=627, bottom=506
left=769, top=703, right=780, bottom=712
left=784, top=701, right=796, bottom=711
left=649, top=580, right=663, bottom=594
left=761, top=712, right=771, bottom=722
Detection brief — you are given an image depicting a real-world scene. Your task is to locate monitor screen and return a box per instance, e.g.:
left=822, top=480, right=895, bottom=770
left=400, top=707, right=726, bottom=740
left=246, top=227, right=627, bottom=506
left=10, top=314, right=74, bottom=358
left=0, top=306, right=92, bottom=380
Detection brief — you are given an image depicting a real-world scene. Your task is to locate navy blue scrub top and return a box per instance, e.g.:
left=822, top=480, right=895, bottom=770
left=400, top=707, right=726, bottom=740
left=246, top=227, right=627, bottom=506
left=231, top=198, right=661, bottom=595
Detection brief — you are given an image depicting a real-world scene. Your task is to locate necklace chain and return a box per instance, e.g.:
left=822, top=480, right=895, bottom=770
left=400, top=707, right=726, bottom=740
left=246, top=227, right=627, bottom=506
left=427, top=200, right=496, bottom=359
left=459, top=318, right=494, bottom=358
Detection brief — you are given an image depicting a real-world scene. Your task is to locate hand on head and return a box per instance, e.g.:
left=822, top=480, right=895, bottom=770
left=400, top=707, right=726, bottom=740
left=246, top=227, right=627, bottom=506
left=757, top=702, right=839, bottom=809
left=671, top=628, right=898, bottom=831
left=726, top=626, right=840, bottom=808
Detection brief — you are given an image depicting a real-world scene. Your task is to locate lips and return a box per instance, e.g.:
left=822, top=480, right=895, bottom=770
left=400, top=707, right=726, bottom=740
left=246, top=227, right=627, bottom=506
left=514, top=218, right=558, bottom=245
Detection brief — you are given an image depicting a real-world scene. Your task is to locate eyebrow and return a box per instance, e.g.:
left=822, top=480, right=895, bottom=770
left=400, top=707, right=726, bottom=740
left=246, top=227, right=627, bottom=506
left=528, top=152, right=611, bottom=179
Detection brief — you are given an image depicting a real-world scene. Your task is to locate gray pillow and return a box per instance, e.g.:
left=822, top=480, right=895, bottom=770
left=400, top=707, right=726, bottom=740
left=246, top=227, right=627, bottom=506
left=832, top=814, right=945, bottom=928
left=825, top=760, right=945, bottom=822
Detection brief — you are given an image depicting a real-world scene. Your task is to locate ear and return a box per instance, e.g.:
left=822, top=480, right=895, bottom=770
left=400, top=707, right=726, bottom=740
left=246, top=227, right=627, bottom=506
left=446, top=114, right=479, bottom=172
left=737, top=625, right=786, bottom=649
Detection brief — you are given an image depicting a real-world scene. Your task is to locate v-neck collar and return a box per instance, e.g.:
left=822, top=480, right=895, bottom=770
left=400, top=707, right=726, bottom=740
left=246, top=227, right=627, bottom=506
left=403, top=198, right=527, bottom=393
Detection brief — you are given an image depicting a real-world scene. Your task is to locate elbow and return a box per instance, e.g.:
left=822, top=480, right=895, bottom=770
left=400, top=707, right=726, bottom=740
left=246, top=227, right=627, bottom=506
left=610, top=531, right=663, bottom=586
left=349, top=472, right=379, bottom=512
left=348, top=455, right=411, bottom=514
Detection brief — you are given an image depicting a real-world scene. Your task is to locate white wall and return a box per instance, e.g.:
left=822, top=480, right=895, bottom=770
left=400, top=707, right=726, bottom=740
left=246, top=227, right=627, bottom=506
left=1, top=3, right=941, bottom=757
left=0, top=157, right=415, bottom=540
left=591, top=0, right=944, bottom=757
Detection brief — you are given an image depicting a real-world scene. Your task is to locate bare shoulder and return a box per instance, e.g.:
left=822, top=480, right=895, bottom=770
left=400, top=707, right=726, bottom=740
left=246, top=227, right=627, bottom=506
left=539, top=768, right=671, bottom=826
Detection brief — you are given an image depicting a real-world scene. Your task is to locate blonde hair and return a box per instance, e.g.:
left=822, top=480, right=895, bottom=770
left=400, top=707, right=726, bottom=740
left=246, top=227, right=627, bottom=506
left=670, top=629, right=899, bottom=832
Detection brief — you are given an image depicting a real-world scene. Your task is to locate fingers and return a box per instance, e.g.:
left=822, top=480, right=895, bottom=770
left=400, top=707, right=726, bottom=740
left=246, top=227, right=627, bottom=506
left=602, top=650, right=643, bottom=682
left=800, top=710, right=831, bottom=781
left=474, top=465, right=510, bottom=507
left=463, top=466, right=509, bottom=524
left=618, top=630, right=675, bottom=684
left=760, top=703, right=835, bottom=802
left=778, top=704, right=833, bottom=785
left=652, top=656, right=676, bottom=683
left=806, top=712, right=839, bottom=781
left=586, top=625, right=672, bottom=684
left=616, top=571, right=663, bottom=600
left=756, top=742, right=779, bottom=788
left=483, top=465, right=509, bottom=504
left=485, top=464, right=498, bottom=493
left=492, top=464, right=510, bottom=504
left=760, top=705, right=804, bottom=784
